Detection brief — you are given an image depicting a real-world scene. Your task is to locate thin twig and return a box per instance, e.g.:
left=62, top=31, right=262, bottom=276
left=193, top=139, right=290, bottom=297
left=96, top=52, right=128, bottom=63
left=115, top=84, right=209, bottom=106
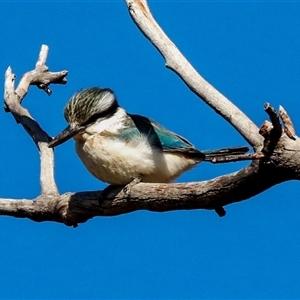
left=14, top=45, right=67, bottom=101
left=264, top=103, right=282, bottom=136
left=36, top=44, right=49, bottom=67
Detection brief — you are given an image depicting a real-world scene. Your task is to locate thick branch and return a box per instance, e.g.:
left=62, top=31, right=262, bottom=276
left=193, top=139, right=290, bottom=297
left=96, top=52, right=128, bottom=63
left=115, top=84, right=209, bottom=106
left=125, top=0, right=263, bottom=149
left=0, top=149, right=298, bottom=227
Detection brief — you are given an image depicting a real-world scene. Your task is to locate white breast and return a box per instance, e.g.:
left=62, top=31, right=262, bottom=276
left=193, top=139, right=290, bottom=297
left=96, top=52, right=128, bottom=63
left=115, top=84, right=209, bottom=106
left=75, top=135, right=198, bottom=185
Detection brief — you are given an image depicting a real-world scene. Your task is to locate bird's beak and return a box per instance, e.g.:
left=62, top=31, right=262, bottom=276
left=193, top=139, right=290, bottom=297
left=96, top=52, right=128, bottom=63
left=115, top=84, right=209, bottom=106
left=48, top=124, right=83, bottom=148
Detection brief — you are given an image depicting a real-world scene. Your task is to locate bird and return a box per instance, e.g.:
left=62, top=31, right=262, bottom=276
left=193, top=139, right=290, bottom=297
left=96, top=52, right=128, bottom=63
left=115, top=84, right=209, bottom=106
left=48, top=87, right=249, bottom=187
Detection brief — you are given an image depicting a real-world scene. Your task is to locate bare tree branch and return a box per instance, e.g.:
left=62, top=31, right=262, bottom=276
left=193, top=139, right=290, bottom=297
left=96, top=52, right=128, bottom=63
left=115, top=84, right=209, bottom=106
left=0, top=138, right=298, bottom=227
left=3, top=45, right=67, bottom=197
left=124, top=0, right=264, bottom=149
left=15, top=45, right=67, bottom=100
left=1, top=1, right=300, bottom=227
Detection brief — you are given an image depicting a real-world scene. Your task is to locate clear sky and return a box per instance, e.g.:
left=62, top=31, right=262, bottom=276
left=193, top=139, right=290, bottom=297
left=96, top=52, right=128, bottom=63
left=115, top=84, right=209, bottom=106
left=0, top=1, right=299, bottom=299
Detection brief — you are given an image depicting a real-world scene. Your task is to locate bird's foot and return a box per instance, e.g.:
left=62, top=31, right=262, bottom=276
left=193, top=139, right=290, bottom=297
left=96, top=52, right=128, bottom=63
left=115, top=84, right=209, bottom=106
left=123, top=176, right=142, bottom=197
left=99, top=176, right=142, bottom=205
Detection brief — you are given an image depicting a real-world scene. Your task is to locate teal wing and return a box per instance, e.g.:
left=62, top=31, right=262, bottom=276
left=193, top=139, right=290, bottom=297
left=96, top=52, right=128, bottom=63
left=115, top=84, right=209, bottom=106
left=150, top=119, right=195, bottom=151
left=120, top=114, right=204, bottom=158
left=119, top=114, right=248, bottom=162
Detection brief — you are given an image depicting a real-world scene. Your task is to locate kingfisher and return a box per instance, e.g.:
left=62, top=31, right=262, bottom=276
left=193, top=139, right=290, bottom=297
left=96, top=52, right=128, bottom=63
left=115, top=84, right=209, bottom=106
left=48, top=87, right=249, bottom=186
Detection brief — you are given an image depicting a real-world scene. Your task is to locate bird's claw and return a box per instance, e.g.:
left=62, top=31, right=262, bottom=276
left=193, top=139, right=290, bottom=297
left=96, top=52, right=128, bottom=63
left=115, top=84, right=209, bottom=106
left=123, top=176, right=142, bottom=197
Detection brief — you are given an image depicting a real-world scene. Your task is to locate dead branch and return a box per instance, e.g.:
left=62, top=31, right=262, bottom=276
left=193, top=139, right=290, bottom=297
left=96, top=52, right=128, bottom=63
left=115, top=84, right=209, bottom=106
left=0, top=139, right=298, bottom=227
left=3, top=45, right=67, bottom=197
left=125, top=0, right=264, bottom=150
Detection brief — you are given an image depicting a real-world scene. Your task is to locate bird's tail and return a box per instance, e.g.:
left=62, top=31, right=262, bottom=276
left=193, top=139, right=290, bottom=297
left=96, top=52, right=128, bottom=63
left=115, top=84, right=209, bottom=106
left=202, top=146, right=249, bottom=162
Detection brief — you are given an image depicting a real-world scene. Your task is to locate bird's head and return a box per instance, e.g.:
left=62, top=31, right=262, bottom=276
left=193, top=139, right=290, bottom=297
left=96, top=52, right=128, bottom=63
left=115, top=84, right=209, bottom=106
left=48, top=87, right=119, bottom=148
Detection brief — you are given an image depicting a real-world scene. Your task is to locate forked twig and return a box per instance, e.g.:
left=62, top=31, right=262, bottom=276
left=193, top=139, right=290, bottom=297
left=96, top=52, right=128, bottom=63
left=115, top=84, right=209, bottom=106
left=3, top=45, right=67, bottom=197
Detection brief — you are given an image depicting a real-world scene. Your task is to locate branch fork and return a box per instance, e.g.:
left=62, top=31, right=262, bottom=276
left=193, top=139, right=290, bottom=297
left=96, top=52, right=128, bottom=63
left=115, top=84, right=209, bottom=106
left=259, top=103, right=297, bottom=158
left=3, top=45, right=67, bottom=197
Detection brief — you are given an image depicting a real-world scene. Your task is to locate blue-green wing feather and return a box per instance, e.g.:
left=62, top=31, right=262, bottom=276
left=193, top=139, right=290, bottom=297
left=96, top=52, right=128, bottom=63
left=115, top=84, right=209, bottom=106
left=120, top=114, right=201, bottom=154
left=150, top=120, right=195, bottom=151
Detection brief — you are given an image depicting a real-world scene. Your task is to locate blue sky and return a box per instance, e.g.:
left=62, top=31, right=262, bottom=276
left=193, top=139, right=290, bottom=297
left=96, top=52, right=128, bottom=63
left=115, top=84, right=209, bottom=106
left=0, top=1, right=299, bottom=299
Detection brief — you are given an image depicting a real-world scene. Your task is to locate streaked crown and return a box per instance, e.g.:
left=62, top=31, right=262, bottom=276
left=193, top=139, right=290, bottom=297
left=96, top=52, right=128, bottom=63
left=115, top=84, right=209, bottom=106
left=64, top=87, right=119, bottom=126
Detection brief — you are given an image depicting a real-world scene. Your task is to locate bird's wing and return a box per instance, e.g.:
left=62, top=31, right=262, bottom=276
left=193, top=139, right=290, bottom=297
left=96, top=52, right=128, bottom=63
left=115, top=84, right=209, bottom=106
left=121, top=114, right=202, bottom=155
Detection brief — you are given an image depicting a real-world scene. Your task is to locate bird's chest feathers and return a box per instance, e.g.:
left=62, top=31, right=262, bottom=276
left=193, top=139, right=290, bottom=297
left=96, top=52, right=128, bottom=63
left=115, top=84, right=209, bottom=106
left=75, top=130, right=156, bottom=185
left=78, top=134, right=150, bottom=166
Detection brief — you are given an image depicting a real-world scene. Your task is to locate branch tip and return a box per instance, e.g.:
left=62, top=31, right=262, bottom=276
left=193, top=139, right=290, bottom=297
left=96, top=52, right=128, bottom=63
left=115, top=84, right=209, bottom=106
left=36, top=44, right=49, bottom=67
left=264, top=103, right=282, bottom=138
left=5, top=66, right=12, bottom=75
left=37, top=84, right=52, bottom=95
left=279, top=105, right=296, bottom=140
left=215, top=206, right=226, bottom=217
left=260, top=103, right=283, bottom=155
